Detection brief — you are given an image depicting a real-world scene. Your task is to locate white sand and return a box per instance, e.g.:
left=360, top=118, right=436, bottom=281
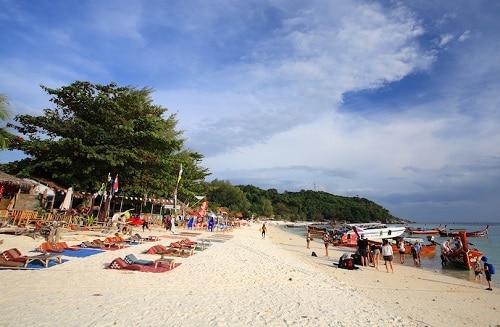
left=0, top=223, right=498, bottom=326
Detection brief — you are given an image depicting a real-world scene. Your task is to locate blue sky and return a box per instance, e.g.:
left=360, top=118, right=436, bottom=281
left=1, top=0, right=499, bottom=223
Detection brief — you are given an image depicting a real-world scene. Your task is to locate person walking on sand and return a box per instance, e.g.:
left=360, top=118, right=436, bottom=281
left=306, top=230, right=311, bottom=249
left=381, top=239, right=394, bottom=273
left=261, top=223, right=267, bottom=239
left=142, top=214, right=150, bottom=232
left=322, top=231, right=330, bottom=257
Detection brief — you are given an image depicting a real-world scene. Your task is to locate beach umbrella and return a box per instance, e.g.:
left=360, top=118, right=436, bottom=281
left=59, top=187, right=74, bottom=210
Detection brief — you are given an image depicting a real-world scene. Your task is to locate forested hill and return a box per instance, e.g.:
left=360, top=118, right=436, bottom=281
left=236, top=185, right=405, bottom=223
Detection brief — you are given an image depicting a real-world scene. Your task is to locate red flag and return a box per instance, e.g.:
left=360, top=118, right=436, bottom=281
left=112, top=174, right=119, bottom=194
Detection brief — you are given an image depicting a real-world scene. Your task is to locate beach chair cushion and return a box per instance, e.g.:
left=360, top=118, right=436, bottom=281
left=109, top=258, right=142, bottom=271
left=124, top=254, right=154, bottom=266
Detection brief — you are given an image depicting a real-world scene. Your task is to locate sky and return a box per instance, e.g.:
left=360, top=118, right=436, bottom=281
left=0, top=0, right=499, bottom=223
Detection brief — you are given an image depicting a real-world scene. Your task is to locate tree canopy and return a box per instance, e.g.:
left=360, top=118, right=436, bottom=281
left=204, top=181, right=403, bottom=223
left=0, top=93, right=12, bottom=149
left=5, top=81, right=210, bottom=199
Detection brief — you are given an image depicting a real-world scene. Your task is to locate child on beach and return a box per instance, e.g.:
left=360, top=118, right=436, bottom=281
left=473, top=258, right=483, bottom=282
left=306, top=230, right=311, bottom=249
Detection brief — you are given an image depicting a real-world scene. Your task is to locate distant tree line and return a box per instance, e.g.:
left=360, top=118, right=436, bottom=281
left=206, top=180, right=403, bottom=223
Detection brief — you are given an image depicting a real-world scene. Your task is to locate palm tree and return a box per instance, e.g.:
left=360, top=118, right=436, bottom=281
left=0, top=93, right=12, bottom=149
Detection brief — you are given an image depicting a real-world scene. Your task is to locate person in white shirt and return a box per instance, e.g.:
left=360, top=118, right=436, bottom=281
left=381, top=239, right=394, bottom=273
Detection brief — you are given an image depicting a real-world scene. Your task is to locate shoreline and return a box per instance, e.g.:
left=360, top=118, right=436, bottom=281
left=0, top=223, right=498, bottom=326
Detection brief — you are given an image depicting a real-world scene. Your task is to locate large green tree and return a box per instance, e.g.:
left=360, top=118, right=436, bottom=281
left=0, top=93, right=11, bottom=149
left=6, top=81, right=210, bottom=197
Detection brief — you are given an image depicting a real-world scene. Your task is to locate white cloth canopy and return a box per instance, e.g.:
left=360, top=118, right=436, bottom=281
left=59, top=187, right=73, bottom=210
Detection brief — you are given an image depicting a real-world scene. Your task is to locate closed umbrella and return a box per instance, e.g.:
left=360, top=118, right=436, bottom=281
left=59, top=187, right=73, bottom=210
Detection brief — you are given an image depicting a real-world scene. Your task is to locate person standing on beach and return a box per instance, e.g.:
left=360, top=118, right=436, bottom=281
left=481, top=256, right=493, bottom=291
left=398, top=239, right=406, bottom=264
left=357, top=235, right=369, bottom=266
left=410, top=243, right=419, bottom=267
left=261, top=223, right=267, bottom=239
left=381, top=239, right=394, bottom=273
left=473, top=257, right=483, bottom=282
left=414, top=240, right=422, bottom=266
left=306, top=230, right=311, bottom=249
left=322, top=231, right=330, bottom=257
left=370, top=242, right=381, bottom=269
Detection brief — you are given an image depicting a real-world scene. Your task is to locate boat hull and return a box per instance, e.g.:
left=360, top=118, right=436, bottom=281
left=439, top=225, right=488, bottom=237
left=442, top=231, right=483, bottom=269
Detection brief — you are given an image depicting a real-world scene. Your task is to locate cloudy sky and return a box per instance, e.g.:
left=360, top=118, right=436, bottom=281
left=1, top=1, right=499, bottom=223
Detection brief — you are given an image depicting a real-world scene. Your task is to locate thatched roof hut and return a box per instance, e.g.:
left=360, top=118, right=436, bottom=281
left=0, top=171, right=36, bottom=192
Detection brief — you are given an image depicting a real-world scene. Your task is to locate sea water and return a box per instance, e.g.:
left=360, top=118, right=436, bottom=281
left=281, top=222, right=498, bottom=284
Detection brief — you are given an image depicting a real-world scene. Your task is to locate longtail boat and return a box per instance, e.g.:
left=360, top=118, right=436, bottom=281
left=439, top=225, right=489, bottom=237
left=441, top=231, right=483, bottom=269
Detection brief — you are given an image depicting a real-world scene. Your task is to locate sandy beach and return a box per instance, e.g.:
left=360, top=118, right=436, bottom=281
left=0, top=222, right=498, bottom=326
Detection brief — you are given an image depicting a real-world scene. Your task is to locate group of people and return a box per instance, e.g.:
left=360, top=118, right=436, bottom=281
left=398, top=239, right=422, bottom=266
left=357, top=235, right=394, bottom=273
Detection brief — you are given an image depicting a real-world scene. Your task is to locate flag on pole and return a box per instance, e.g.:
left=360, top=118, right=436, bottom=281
left=177, top=164, right=183, bottom=185
left=112, top=174, right=119, bottom=194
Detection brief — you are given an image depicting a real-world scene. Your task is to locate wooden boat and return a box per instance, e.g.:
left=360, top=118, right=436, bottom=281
left=406, top=224, right=445, bottom=235
left=441, top=231, right=483, bottom=269
left=439, top=225, right=489, bottom=237
left=391, top=238, right=436, bottom=254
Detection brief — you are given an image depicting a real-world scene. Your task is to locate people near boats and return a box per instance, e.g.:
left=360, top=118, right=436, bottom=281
left=306, top=230, right=311, bottom=249
left=452, top=237, right=463, bottom=251
left=322, top=231, right=330, bottom=257
left=398, top=239, right=406, bottom=264
left=481, top=256, right=494, bottom=291
left=410, top=243, right=419, bottom=267
left=356, top=234, right=369, bottom=267
left=441, top=239, right=451, bottom=254
left=473, top=257, right=483, bottom=282
left=370, top=242, right=381, bottom=269
left=381, top=239, right=394, bottom=273
left=414, top=240, right=422, bottom=266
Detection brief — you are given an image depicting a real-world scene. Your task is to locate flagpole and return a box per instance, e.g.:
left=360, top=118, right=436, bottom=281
left=173, top=164, right=183, bottom=216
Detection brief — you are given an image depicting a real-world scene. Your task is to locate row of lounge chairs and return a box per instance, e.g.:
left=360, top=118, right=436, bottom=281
left=0, top=235, right=208, bottom=270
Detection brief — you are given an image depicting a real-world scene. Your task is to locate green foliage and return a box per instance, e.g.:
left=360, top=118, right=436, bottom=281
left=234, top=186, right=399, bottom=223
left=0, top=92, right=12, bottom=149
left=206, top=179, right=251, bottom=214
left=5, top=81, right=210, bottom=197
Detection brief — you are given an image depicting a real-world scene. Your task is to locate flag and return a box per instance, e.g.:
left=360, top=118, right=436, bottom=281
left=112, top=174, right=119, bottom=194
left=177, top=164, right=183, bottom=185
left=97, top=183, right=105, bottom=196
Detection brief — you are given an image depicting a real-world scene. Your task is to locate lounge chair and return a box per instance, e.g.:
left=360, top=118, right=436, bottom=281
left=123, top=254, right=154, bottom=266
left=36, top=242, right=64, bottom=253
left=103, top=236, right=126, bottom=248
left=80, top=241, right=104, bottom=248
left=0, top=256, right=24, bottom=268
left=2, top=248, right=28, bottom=263
left=55, top=242, right=79, bottom=251
left=108, top=257, right=142, bottom=271
left=168, top=242, right=194, bottom=256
